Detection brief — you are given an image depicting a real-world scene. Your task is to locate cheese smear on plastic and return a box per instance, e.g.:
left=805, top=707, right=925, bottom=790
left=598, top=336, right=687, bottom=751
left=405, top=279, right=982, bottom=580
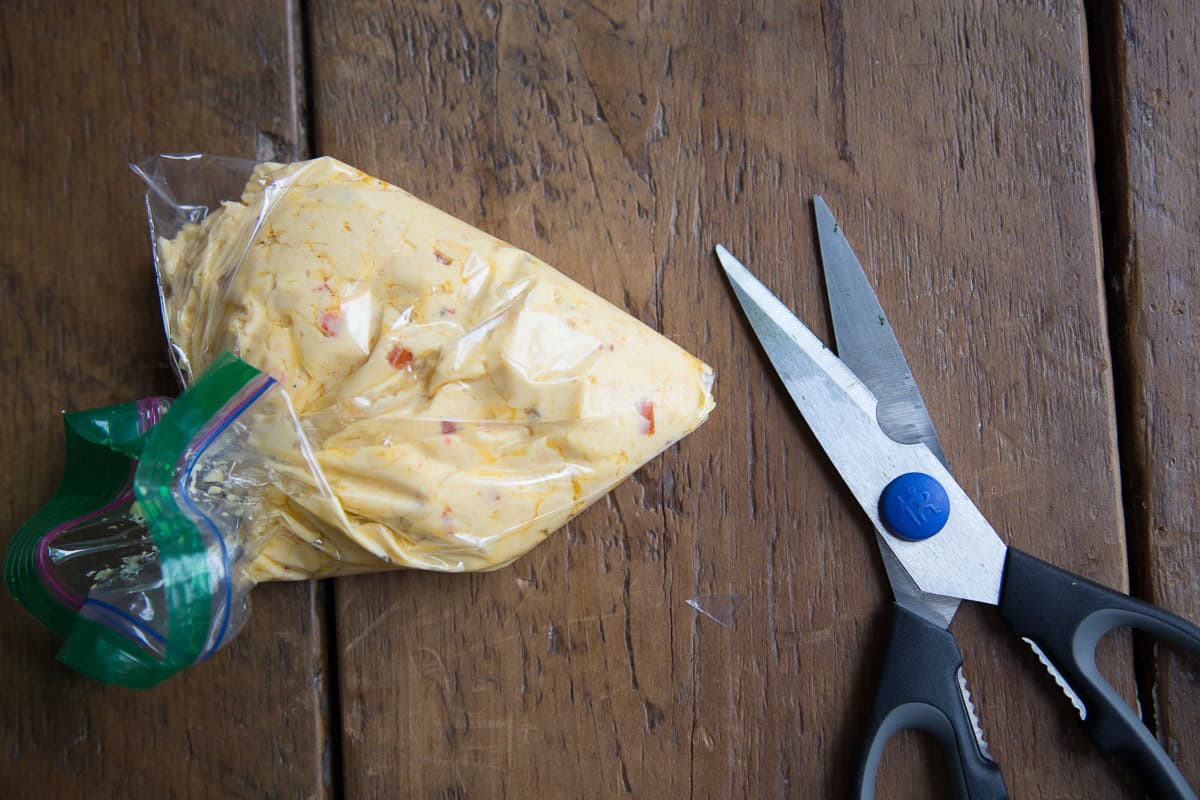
left=156, top=157, right=715, bottom=579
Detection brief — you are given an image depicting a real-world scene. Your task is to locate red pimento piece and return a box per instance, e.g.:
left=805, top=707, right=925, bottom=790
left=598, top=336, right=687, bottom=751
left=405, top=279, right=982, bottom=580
left=318, top=309, right=339, bottom=337
left=441, top=420, right=459, bottom=435
left=636, top=400, right=655, bottom=435
left=387, top=345, right=414, bottom=370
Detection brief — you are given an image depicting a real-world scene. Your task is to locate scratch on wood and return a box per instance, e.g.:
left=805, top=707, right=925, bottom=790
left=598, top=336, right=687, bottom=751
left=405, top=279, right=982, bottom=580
left=341, top=597, right=406, bottom=653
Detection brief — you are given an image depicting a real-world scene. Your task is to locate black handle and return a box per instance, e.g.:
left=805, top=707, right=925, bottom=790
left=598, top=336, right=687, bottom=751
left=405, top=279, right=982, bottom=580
left=998, top=547, right=1200, bottom=800
left=856, top=602, right=1009, bottom=800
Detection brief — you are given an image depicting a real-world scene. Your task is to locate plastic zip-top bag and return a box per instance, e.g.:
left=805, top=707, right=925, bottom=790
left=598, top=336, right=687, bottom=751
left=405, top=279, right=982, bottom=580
left=6, top=155, right=715, bottom=687
left=141, top=154, right=717, bottom=579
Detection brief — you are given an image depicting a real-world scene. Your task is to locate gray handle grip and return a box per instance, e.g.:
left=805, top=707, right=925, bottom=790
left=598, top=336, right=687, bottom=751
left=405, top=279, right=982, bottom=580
left=998, top=548, right=1200, bottom=800
left=856, top=603, right=1008, bottom=800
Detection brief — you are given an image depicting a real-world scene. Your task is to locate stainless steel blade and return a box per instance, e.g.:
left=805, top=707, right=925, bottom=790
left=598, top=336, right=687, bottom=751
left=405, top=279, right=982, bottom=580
left=813, top=197, right=958, bottom=627
left=715, top=244, right=1007, bottom=605
left=876, top=539, right=959, bottom=627
left=813, top=196, right=948, bottom=467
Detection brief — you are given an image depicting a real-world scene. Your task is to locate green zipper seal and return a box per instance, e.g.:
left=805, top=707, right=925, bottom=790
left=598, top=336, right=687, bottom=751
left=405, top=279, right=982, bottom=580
left=4, top=401, right=149, bottom=647
left=5, top=353, right=266, bottom=688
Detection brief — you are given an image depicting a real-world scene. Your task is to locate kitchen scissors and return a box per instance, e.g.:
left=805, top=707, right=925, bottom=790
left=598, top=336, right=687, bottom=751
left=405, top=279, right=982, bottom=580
left=716, top=199, right=1200, bottom=799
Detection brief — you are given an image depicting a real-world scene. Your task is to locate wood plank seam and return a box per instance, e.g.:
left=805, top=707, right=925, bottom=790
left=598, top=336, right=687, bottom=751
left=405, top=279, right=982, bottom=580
left=1083, top=0, right=1162, bottom=741
left=290, top=1, right=348, bottom=798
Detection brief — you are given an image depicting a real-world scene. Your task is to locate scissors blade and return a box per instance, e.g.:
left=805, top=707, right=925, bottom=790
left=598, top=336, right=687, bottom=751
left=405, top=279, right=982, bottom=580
left=813, top=197, right=948, bottom=468
left=813, top=198, right=958, bottom=628
left=715, top=244, right=1007, bottom=606
left=873, top=539, right=959, bottom=627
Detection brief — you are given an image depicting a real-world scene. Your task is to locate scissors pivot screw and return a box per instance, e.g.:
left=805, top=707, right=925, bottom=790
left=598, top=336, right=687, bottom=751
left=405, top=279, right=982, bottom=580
left=879, top=472, right=950, bottom=541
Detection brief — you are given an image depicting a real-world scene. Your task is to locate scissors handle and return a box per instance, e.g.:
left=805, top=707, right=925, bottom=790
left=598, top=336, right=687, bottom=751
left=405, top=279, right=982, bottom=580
left=998, top=548, right=1200, bottom=800
left=855, top=602, right=1009, bottom=800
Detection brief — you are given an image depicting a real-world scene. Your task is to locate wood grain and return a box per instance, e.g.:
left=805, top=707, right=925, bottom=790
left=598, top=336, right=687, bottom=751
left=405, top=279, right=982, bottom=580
left=0, top=2, right=329, bottom=798
left=1100, top=0, right=1200, bottom=786
left=309, top=1, right=1141, bottom=797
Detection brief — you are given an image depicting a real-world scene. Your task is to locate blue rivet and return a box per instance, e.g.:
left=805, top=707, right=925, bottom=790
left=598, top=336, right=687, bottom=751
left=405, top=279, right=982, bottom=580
left=879, top=472, right=950, bottom=541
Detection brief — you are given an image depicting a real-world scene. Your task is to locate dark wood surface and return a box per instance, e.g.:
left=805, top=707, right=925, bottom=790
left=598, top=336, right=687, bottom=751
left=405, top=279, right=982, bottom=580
left=1, top=1, right=1195, bottom=798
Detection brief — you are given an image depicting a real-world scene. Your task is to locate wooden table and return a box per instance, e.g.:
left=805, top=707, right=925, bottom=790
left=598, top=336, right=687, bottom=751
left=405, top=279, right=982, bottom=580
left=3, top=2, right=1197, bottom=797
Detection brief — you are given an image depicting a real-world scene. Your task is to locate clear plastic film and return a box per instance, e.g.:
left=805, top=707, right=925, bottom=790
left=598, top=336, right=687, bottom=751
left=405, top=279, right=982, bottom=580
left=5, top=154, right=714, bottom=686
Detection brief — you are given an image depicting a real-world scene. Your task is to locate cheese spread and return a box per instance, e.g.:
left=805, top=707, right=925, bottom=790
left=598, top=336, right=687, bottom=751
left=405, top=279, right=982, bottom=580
left=155, top=157, right=715, bottom=579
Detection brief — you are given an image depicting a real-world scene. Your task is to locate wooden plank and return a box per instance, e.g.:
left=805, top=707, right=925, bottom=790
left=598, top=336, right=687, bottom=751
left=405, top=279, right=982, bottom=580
left=309, top=1, right=1138, bottom=796
left=1097, top=0, right=1200, bottom=785
left=0, top=2, right=330, bottom=798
